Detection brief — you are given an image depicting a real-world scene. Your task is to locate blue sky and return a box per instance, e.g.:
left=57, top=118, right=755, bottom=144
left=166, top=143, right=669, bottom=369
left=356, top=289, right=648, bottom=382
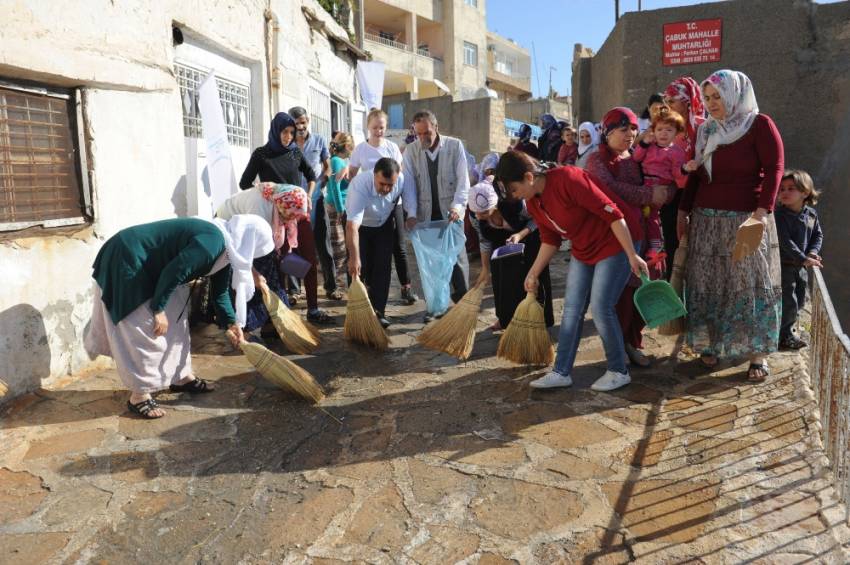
left=486, top=0, right=844, bottom=98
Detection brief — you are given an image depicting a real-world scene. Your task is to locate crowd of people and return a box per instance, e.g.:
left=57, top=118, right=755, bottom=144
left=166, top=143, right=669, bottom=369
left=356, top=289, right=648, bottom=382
left=84, top=69, right=824, bottom=420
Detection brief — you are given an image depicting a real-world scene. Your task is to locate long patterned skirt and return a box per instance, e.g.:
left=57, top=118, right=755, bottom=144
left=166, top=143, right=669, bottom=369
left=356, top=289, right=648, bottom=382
left=684, top=208, right=781, bottom=358
left=325, top=204, right=348, bottom=291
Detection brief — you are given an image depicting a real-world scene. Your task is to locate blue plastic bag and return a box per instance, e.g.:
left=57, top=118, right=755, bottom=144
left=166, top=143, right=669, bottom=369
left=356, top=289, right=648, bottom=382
left=409, top=220, right=466, bottom=316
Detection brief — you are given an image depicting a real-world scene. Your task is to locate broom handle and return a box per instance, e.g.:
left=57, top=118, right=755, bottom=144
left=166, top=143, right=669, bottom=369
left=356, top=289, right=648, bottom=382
left=473, top=269, right=488, bottom=289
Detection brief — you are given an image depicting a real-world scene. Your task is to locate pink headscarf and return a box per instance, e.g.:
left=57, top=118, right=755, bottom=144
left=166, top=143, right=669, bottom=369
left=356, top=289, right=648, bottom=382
left=261, top=183, right=308, bottom=250
left=664, top=77, right=707, bottom=156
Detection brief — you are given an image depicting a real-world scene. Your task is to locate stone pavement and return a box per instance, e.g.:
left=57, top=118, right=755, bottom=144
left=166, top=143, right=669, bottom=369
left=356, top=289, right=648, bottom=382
left=2, top=256, right=849, bottom=564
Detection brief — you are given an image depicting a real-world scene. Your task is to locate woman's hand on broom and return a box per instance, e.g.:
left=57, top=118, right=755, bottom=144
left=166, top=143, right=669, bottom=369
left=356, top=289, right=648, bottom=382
left=524, top=272, right=539, bottom=294
left=153, top=311, right=168, bottom=337
left=226, top=325, right=245, bottom=347
left=252, top=270, right=267, bottom=290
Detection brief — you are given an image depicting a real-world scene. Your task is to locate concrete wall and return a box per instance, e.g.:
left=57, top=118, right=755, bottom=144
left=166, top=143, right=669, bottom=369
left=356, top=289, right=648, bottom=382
left=382, top=92, right=509, bottom=159
left=571, top=0, right=850, bottom=326
left=0, top=0, right=360, bottom=403
left=505, top=96, right=573, bottom=127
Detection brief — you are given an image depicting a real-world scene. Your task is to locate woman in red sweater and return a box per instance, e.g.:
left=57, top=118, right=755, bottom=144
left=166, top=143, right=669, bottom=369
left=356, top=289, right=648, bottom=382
left=678, top=70, right=784, bottom=382
left=494, top=151, right=647, bottom=392
left=586, top=107, right=674, bottom=368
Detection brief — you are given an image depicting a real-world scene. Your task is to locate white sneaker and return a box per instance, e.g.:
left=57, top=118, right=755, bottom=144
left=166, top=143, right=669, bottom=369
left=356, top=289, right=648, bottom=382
left=529, top=371, right=573, bottom=389
left=591, top=370, right=631, bottom=392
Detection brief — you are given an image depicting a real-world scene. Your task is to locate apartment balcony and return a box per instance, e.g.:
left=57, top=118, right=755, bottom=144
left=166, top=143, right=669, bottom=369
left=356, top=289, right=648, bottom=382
left=364, top=32, right=444, bottom=84
left=487, top=67, right=532, bottom=97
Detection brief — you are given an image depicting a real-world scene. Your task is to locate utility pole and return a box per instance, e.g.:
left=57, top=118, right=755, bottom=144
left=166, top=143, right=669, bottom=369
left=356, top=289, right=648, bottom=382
left=615, top=0, right=620, bottom=22
left=638, top=0, right=642, bottom=11
left=548, top=66, right=557, bottom=99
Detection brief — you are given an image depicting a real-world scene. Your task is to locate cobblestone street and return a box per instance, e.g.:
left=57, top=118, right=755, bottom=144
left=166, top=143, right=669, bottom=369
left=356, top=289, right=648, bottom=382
left=2, top=258, right=849, bottom=564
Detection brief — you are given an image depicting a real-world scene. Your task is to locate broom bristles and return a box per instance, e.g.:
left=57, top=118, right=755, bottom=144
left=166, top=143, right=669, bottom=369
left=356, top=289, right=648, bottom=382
left=261, top=284, right=320, bottom=354
left=658, top=235, right=688, bottom=336
left=418, top=282, right=484, bottom=360
left=497, top=292, right=554, bottom=365
left=344, top=277, right=389, bottom=350
left=237, top=340, right=325, bottom=403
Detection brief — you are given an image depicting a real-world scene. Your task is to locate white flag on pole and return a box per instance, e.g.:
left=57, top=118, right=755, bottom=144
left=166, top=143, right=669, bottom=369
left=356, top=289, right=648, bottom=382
left=197, top=70, right=237, bottom=215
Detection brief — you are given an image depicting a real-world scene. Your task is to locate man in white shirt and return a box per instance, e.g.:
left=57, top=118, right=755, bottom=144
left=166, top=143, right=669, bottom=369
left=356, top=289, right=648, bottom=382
left=402, top=110, right=471, bottom=321
left=346, top=158, right=404, bottom=328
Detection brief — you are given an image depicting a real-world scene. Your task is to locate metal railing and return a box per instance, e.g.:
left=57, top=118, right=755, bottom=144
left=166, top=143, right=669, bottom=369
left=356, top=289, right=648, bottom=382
left=364, top=32, right=443, bottom=62
left=364, top=31, right=411, bottom=53
left=808, top=267, right=850, bottom=518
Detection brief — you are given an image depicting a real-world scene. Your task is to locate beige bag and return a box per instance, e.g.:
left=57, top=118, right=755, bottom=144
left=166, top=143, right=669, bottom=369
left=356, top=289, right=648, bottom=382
left=732, top=217, right=765, bottom=262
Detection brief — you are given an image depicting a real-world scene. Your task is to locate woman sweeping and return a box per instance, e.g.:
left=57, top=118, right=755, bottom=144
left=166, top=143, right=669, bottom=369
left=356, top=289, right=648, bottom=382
left=469, top=153, right=554, bottom=331
left=85, top=215, right=274, bottom=419
left=495, top=151, right=647, bottom=392
left=216, top=183, right=309, bottom=339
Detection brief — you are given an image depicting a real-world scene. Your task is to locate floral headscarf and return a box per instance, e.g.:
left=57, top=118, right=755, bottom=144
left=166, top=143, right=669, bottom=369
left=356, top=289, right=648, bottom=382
left=261, top=183, right=308, bottom=250
left=664, top=77, right=706, bottom=150
left=695, top=70, right=759, bottom=180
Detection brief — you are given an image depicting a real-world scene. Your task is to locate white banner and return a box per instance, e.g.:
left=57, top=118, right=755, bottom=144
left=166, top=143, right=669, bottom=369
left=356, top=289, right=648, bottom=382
left=356, top=61, right=385, bottom=113
left=197, top=70, right=237, bottom=216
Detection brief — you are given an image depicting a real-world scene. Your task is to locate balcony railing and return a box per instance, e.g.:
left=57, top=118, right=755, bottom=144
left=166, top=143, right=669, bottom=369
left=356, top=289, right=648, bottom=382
left=364, top=32, right=443, bottom=62
left=365, top=31, right=410, bottom=52
left=808, top=267, right=850, bottom=521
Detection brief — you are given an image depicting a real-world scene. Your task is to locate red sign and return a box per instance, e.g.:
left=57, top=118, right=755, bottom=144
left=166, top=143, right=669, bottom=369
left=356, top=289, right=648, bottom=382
left=663, top=19, right=722, bottom=66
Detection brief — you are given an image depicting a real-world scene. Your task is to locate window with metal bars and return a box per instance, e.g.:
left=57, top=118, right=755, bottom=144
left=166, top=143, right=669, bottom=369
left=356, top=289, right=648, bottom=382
left=175, top=63, right=251, bottom=148
left=0, top=82, right=90, bottom=231
left=309, top=87, right=332, bottom=141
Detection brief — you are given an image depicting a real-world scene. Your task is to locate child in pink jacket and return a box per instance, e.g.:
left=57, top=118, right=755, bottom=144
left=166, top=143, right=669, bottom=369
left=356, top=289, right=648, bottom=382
left=633, top=108, right=688, bottom=268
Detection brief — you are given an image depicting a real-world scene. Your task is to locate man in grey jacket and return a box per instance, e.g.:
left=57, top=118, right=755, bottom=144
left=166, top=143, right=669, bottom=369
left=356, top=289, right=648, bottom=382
left=402, top=110, right=471, bottom=322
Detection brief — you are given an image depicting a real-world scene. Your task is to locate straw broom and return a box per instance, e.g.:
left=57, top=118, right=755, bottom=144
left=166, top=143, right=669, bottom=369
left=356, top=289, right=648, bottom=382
left=344, top=276, right=389, bottom=350
left=497, top=291, right=555, bottom=365
left=658, top=234, right=688, bottom=336
left=227, top=330, right=324, bottom=403
left=260, top=281, right=320, bottom=354
left=418, top=271, right=487, bottom=360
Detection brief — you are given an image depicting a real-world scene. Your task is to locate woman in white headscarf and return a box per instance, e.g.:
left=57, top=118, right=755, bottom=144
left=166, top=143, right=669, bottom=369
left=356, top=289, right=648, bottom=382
left=469, top=153, right=554, bottom=330
left=575, top=121, right=600, bottom=169
left=85, top=215, right=274, bottom=419
left=677, top=70, right=784, bottom=382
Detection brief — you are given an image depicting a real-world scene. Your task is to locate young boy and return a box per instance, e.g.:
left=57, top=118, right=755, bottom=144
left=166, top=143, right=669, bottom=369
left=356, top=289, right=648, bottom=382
left=775, top=169, right=824, bottom=350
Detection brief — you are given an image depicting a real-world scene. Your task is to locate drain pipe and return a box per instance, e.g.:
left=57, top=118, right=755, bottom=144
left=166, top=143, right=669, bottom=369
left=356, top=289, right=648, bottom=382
left=264, top=5, right=281, bottom=119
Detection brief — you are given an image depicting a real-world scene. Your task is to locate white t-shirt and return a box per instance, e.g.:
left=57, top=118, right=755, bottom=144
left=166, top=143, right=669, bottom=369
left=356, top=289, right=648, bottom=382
left=349, top=139, right=403, bottom=172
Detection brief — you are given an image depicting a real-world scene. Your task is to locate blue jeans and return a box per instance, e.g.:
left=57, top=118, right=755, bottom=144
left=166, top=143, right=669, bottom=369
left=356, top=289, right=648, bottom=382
left=553, top=250, right=632, bottom=376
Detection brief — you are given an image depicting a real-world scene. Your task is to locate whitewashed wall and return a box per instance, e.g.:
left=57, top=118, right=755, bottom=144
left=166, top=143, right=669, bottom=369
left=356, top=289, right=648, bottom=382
left=0, top=0, right=360, bottom=402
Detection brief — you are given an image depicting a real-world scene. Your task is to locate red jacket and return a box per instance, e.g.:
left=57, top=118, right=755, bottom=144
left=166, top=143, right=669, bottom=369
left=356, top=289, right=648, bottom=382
left=526, top=167, right=643, bottom=265
left=680, top=114, right=784, bottom=213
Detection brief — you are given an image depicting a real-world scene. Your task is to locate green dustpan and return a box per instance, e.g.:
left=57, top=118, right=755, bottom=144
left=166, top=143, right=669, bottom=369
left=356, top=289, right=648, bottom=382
left=633, top=274, right=687, bottom=329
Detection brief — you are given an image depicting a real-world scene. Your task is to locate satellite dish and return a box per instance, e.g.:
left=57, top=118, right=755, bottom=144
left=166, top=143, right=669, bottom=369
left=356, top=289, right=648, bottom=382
left=475, top=86, right=498, bottom=99
left=433, top=79, right=451, bottom=94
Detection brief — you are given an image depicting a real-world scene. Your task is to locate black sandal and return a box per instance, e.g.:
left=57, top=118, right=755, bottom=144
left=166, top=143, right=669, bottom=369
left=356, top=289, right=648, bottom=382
left=747, top=363, right=770, bottom=383
left=169, top=377, right=215, bottom=393
left=127, top=398, right=165, bottom=419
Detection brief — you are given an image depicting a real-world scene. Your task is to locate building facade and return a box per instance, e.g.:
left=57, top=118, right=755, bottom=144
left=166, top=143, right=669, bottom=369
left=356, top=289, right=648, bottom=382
left=0, top=0, right=366, bottom=402
left=360, top=0, right=530, bottom=104
left=486, top=31, right=532, bottom=102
